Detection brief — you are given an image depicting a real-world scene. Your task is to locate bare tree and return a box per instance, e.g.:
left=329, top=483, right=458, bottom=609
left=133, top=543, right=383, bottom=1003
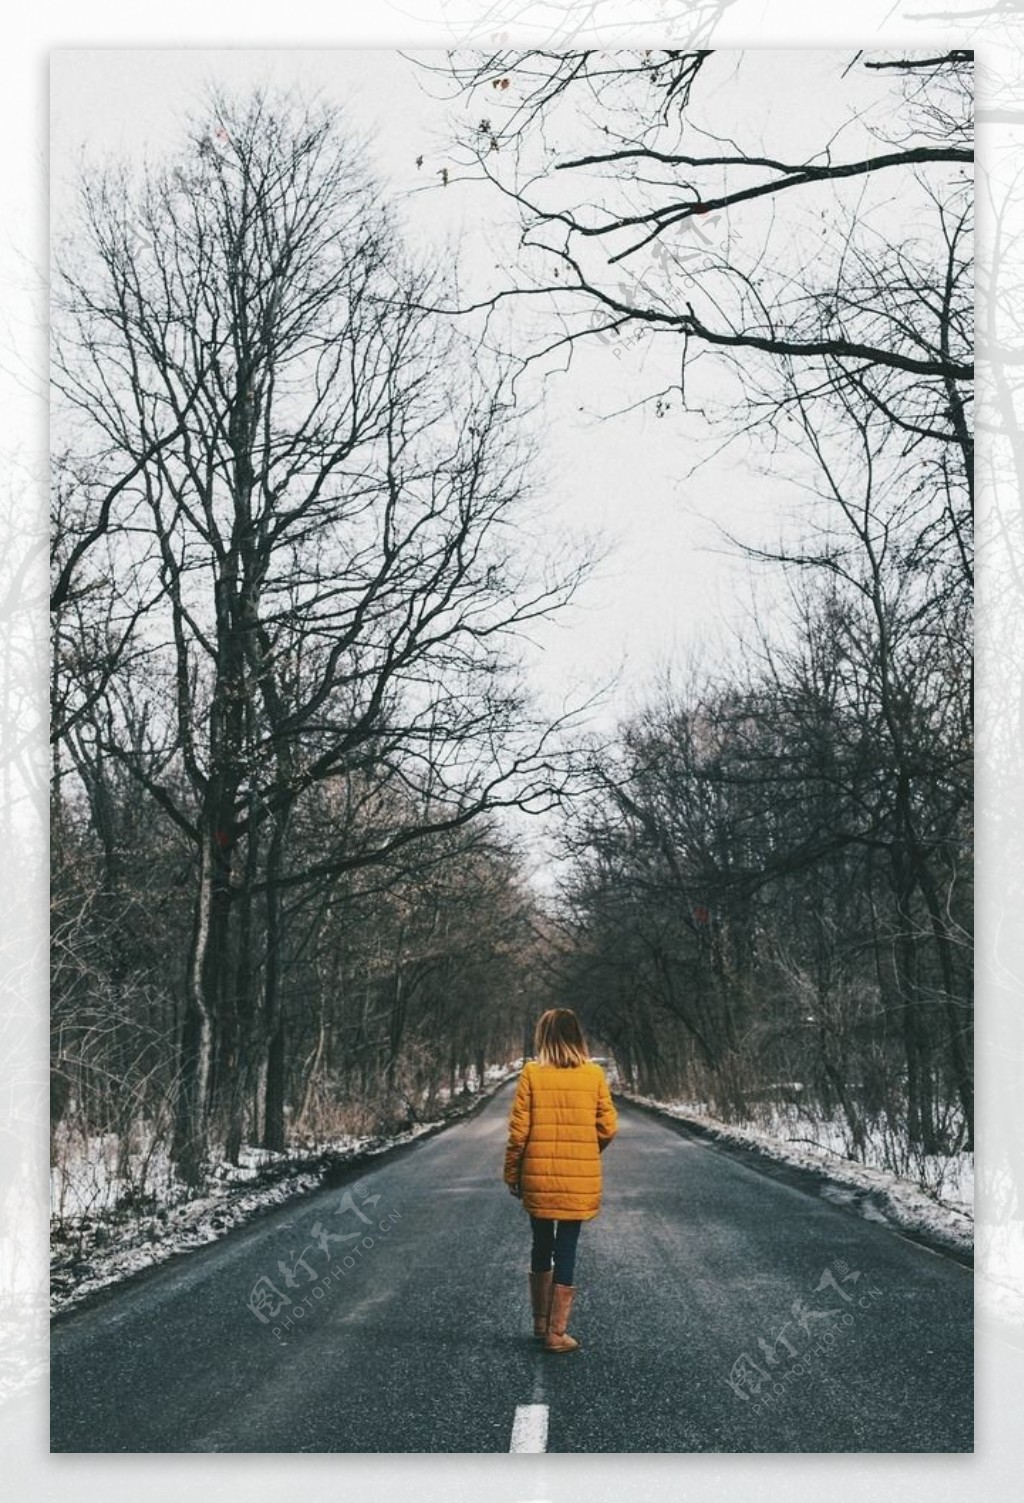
left=52, top=87, right=588, bottom=1181
left=430, top=49, right=972, bottom=388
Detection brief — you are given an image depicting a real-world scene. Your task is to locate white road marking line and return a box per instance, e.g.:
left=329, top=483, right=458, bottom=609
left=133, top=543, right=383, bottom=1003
left=509, top=1402, right=549, bottom=1453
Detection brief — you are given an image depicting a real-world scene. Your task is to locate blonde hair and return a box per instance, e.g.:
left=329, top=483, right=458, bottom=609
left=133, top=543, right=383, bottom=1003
left=533, top=1008, right=589, bottom=1068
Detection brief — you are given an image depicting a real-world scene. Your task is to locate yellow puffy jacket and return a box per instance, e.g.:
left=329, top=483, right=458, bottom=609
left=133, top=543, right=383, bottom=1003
left=502, top=1059, right=619, bottom=1220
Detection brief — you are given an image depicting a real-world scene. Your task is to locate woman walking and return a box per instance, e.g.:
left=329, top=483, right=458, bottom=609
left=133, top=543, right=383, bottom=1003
left=503, top=1008, right=619, bottom=1353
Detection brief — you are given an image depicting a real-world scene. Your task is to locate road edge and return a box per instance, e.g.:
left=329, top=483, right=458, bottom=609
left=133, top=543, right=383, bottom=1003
left=615, top=1090, right=974, bottom=1269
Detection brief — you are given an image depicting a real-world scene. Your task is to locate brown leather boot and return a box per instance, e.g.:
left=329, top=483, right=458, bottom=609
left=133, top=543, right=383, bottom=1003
left=528, top=1269, right=554, bottom=1339
left=544, top=1283, right=580, bottom=1353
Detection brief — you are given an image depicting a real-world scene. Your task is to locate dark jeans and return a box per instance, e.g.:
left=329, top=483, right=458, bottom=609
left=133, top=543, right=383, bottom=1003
left=530, top=1215, right=582, bottom=1285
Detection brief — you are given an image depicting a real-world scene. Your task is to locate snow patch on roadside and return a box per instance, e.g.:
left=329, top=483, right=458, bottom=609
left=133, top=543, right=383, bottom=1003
left=50, top=1066, right=517, bottom=1323
left=620, top=1090, right=975, bottom=1259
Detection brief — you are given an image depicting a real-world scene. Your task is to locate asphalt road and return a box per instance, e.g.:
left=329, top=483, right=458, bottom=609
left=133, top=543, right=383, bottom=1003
left=48, top=1081, right=973, bottom=1453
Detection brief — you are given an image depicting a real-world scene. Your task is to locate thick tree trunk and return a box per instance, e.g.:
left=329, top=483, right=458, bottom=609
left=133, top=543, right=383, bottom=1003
left=264, top=1023, right=287, bottom=1154
left=223, top=818, right=260, bottom=1166
left=173, top=550, right=247, bottom=1181
left=173, top=837, right=216, bottom=1185
left=262, top=817, right=289, bottom=1153
left=385, top=938, right=408, bottom=1093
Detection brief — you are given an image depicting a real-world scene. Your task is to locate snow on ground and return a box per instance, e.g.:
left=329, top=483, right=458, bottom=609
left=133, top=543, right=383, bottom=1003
left=619, top=1089, right=975, bottom=1258
left=50, top=1065, right=517, bottom=1321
